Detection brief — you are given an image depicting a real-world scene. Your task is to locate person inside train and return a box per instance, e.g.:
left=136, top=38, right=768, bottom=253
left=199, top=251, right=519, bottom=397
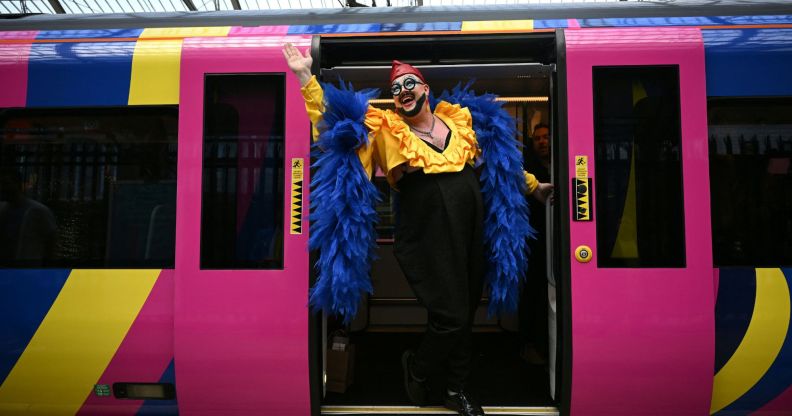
left=519, top=123, right=551, bottom=366
left=0, top=168, right=56, bottom=266
left=282, top=43, right=552, bottom=416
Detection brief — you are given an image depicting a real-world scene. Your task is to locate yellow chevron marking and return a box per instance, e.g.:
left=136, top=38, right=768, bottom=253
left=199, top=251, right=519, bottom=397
left=0, top=270, right=160, bottom=415
left=710, top=268, right=791, bottom=414
left=291, top=158, right=304, bottom=235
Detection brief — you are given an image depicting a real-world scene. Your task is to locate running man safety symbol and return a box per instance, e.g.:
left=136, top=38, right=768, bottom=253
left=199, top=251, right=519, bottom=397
left=573, top=178, right=592, bottom=221
left=291, top=158, right=304, bottom=234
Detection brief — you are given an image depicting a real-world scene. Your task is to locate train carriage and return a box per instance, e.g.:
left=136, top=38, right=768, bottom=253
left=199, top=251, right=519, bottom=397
left=1, top=1, right=791, bottom=415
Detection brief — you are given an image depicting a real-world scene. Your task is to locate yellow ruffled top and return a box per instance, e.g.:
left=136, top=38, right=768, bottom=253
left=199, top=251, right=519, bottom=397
left=363, top=101, right=480, bottom=187
left=301, top=76, right=538, bottom=192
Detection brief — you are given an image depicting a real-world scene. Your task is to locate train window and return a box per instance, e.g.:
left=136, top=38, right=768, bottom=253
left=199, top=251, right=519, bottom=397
left=0, top=107, right=178, bottom=268
left=708, top=97, right=792, bottom=266
left=592, top=66, right=686, bottom=268
left=200, top=74, right=285, bottom=270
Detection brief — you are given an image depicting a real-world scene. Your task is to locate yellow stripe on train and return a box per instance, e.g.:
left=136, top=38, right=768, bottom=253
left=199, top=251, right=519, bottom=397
left=710, top=268, right=791, bottom=414
left=129, top=39, right=183, bottom=105
left=0, top=270, right=159, bottom=415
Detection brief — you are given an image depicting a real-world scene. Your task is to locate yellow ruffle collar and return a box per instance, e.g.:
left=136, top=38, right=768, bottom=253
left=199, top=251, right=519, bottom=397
left=366, top=101, right=480, bottom=173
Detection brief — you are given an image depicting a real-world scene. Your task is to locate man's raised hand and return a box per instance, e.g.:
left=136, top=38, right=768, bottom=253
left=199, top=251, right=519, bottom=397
left=282, top=43, right=313, bottom=86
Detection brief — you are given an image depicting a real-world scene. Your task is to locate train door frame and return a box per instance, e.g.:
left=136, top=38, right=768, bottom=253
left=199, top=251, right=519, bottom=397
left=308, top=31, right=567, bottom=415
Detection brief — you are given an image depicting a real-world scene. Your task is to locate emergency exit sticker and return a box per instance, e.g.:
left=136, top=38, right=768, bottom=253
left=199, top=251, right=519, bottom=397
left=573, top=178, right=592, bottom=221
left=290, top=158, right=304, bottom=235
left=575, top=155, right=588, bottom=179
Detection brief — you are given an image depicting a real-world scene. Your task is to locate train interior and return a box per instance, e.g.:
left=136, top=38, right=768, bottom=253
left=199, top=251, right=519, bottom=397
left=312, top=33, right=560, bottom=410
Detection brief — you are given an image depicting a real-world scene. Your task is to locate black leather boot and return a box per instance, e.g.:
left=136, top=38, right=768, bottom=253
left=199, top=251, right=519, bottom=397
left=444, top=391, right=485, bottom=416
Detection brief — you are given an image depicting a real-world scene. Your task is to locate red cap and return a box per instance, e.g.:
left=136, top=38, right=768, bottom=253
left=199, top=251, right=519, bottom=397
left=390, top=60, right=426, bottom=84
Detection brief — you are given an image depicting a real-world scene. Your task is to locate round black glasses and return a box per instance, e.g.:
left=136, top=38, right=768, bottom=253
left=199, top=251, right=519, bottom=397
left=391, top=77, right=424, bottom=96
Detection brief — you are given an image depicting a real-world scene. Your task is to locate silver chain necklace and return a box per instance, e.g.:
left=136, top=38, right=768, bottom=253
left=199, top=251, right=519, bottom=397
left=409, top=115, right=437, bottom=142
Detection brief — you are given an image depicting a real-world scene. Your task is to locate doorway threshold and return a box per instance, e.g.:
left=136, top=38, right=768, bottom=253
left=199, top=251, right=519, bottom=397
left=321, top=405, right=559, bottom=415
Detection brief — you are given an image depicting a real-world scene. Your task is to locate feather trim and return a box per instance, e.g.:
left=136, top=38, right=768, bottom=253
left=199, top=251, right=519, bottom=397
left=308, top=81, right=381, bottom=323
left=435, top=82, right=536, bottom=315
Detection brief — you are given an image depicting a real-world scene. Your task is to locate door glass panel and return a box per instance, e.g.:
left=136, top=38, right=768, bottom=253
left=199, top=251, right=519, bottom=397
left=0, top=107, right=178, bottom=268
left=592, top=66, right=685, bottom=268
left=708, top=97, right=792, bottom=266
left=201, top=74, right=285, bottom=270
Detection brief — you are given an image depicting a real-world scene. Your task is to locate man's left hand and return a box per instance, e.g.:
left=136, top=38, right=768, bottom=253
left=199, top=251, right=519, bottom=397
left=533, top=182, right=554, bottom=205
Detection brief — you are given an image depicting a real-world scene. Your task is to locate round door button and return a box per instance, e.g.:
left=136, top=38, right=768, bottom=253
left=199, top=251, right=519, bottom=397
left=575, top=245, right=593, bottom=263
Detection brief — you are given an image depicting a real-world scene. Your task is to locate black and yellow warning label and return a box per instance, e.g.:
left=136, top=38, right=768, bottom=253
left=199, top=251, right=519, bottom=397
left=290, top=158, right=304, bottom=234
left=573, top=178, right=592, bottom=221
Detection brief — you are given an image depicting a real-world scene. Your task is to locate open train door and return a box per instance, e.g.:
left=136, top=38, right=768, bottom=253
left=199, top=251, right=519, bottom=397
left=560, top=27, right=715, bottom=415
left=174, top=33, right=312, bottom=415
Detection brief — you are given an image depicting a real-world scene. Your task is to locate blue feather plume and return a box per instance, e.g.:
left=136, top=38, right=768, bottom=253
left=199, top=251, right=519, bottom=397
left=308, top=81, right=381, bottom=323
left=435, top=82, right=536, bottom=316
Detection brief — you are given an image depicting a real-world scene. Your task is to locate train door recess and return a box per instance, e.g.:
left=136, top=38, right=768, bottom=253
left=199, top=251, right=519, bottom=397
left=174, top=34, right=312, bottom=415
left=563, top=28, right=714, bottom=415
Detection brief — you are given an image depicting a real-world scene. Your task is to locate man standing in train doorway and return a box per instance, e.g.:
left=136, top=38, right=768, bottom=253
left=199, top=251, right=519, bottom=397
left=283, top=43, right=552, bottom=416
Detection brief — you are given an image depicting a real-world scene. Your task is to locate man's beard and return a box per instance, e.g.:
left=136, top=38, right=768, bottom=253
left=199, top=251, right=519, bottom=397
left=397, top=92, right=427, bottom=118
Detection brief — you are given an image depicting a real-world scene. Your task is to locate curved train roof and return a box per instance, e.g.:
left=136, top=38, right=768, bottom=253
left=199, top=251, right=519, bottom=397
left=2, top=0, right=792, bottom=31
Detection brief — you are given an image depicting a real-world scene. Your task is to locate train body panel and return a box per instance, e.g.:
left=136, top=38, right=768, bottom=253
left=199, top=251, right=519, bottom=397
left=1, top=3, right=792, bottom=414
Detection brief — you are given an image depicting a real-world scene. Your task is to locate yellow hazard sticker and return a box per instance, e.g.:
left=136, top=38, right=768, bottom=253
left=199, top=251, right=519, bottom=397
left=290, top=158, right=304, bottom=235
left=575, top=155, right=588, bottom=179
left=573, top=178, right=592, bottom=221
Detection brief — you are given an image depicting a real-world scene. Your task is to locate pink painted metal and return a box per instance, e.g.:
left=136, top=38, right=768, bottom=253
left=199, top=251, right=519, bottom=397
left=566, top=19, right=581, bottom=29
left=565, top=27, right=714, bottom=415
left=753, top=385, right=792, bottom=415
left=0, top=31, right=38, bottom=40
left=77, top=270, right=175, bottom=416
left=0, top=40, right=34, bottom=107
left=175, top=35, right=312, bottom=416
left=228, top=26, right=290, bottom=36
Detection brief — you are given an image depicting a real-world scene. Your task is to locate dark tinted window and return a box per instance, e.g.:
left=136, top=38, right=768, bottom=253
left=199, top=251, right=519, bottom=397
left=201, top=74, right=285, bottom=269
left=592, top=66, right=685, bottom=268
left=708, top=98, right=792, bottom=266
left=0, top=107, right=177, bottom=268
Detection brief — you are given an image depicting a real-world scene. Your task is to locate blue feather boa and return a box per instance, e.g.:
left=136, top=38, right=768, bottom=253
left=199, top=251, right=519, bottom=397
left=309, top=79, right=535, bottom=322
left=433, top=82, right=536, bottom=315
left=308, top=81, right=381, bottom=323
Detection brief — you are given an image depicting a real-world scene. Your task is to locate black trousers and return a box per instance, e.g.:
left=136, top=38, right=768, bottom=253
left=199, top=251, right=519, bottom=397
left=393, top=164, right=485, bottom=392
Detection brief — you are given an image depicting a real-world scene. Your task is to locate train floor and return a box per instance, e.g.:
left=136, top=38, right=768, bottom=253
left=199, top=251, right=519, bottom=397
left=323, top=332, right=553, bottom=407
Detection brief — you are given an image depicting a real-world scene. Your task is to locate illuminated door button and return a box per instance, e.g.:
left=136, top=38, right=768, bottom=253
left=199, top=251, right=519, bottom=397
left=575, top=245, right=593, bottom=263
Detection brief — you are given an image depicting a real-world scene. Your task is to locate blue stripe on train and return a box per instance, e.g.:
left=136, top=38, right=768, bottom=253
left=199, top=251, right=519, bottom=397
left=534, top=19, right=569, bottom=29
left=287, top=24, right=382, bottom=34
left=714, top=268, right=756, bottom=374
left=35, top=29, right=144, bottom=40
left=381, top=22, right=462, bottom=31
left=719, top=268, right=792, bottom=414
left=26, top=41, right=135, bottom=107
left=0, top=269, right=70, bottom=386
left=578, top=15, right=792, bottom=28
left=703, top=28, right=792, bottom=97
left=136, top=359, right=177, bottom=416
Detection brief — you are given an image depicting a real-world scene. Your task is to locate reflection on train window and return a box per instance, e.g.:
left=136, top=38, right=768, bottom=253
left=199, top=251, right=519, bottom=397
left=592, top=66, right=685, bottom=268
left=201, top=74, right=285, bottom=270
left=708, top=98, right=792, bottom=266
left=0, top=107, right=178, bottom=268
